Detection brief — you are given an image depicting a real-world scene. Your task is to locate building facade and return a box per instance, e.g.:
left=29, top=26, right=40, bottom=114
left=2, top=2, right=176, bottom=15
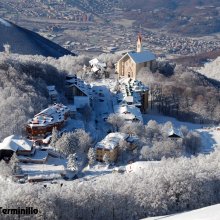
left=26, top=104, right=70, bottom=139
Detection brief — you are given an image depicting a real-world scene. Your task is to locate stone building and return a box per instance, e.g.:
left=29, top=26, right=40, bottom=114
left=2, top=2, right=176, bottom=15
left=116, top=34, right=156, bottom=80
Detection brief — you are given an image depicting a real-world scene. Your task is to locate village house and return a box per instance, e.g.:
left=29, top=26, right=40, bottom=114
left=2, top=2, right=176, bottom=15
left=114, top=105, right=143, bottom=123
left=0, top=135, right=35, bottom=161
left=168, top=128, right=183, bottom=140
left=89, top=58, right=107, bottom=73
left=26, top=103, right=70, bottom=140
left=65, top=75, right=93, bottom=109
left=116, top=34, right=156, bottom=80
left=47, top=85, right=58, bottom=103
left=95, top=133, right=129, bottom=162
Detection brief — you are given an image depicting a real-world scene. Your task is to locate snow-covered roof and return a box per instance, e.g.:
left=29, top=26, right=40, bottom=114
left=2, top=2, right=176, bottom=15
left=18, top=150, right=48, bottom=163
left=95, top=132, right=129, bottom=150
left=114, top=105, right=143, bottom=122
left=89, top=58, right=99, bottom=66
left=66, top=77, right=93, bottom=98
left=92, top=65, right=99, bottom=73
left=89, top=58, right=106, bottom=68
left=127, top=51, right=156, bottom=64
left=28, top=104, right=69, bottom=128
left=168, top=128, right=183, bottom=138
left=0, top=135, right=32, bottom=152
left=89, top=58, right=107, bottom=73
left=118, top=78, right=148, bottom=107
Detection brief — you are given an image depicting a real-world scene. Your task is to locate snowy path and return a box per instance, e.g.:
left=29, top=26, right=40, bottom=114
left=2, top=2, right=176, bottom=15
left=91, top=84, right=114, bottom=142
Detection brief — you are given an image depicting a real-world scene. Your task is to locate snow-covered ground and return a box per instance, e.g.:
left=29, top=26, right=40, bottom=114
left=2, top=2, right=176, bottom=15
left=20, top=156, right=66, bottom=177
left=82, top=164, right=113, bottom=181
left=144, top=204, right=220, bottom=220
left=199, top=57, right=220, bottom=81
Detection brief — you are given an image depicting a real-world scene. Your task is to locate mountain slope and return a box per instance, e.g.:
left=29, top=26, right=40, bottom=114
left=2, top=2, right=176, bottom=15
left=0, top=18, right=75, bottom=58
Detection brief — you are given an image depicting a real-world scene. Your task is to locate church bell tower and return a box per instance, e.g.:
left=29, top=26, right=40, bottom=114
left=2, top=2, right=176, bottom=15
left=137, top=33, right=143, bottom=53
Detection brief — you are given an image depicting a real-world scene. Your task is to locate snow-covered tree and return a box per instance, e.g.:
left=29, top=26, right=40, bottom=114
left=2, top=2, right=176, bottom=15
left=50, top=127, right=59, bottom=148
left=107, top=114, right=125, bottom=131
left=118, top=139, right=129, bottom=162
left=67, top=153, right=78, bottom=173
left=103, top=153, right=110, bottom=166
left=120, top=122, right=144, bottom=137
left=0, top=161, right=12, bottom=178
left=183, top=131, right=202, bottom=155
left=10, top=153, right=21, bottom=174
left=55, top=129, right=92, bottom=157
left=87, top=147, right=96, bottom=167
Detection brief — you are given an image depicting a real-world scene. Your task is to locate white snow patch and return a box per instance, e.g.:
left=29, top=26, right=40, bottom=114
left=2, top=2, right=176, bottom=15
left=0, top=18, right=11, bottom=27
left=144, top=204, right=220, bottom=220
left=199, top=57, right=220, bottom=81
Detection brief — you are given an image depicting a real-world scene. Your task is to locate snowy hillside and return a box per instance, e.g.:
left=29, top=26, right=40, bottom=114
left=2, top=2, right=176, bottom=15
left=199, top=57, right=220, bottom=81
left=145, top=204, right=220, bottom=220
left=0, top=18, right=75, bottom=58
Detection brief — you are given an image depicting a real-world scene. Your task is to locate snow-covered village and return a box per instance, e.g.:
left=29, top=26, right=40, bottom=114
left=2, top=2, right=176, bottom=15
left=0, top=7, right=220, bottom=219
left=0, top=35, right=218, bottom=185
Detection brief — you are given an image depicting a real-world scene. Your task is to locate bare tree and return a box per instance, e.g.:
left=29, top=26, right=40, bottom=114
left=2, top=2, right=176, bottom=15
left=107, top=114, right=125, bottom=132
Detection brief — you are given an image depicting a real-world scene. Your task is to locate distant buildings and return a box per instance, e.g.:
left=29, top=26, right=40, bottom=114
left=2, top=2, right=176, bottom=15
left=26, top=103, right=70, bottom=139
left=116, top=34, right=156, bottom=80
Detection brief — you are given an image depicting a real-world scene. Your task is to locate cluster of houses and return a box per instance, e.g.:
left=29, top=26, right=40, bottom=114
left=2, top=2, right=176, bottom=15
left=0, top=34, right=186, bottom=180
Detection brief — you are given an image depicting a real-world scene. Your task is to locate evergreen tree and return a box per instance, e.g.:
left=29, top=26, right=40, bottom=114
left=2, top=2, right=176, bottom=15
left=103, top=153, right=110, bottom=166
left=50, top=127, right=59, bottom=148
left=10, top=153, right=21, bottom=174
left=67, top=153, right=78, bottom=173
left=88, top=147, right=96, bottom=167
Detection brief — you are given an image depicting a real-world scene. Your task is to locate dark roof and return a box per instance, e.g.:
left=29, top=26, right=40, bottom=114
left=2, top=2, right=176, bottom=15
left=128, top=51, right=156, bottom=64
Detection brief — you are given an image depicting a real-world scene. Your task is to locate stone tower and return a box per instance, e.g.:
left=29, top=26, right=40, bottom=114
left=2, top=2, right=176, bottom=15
left=137, top=33, right=143, bottom=53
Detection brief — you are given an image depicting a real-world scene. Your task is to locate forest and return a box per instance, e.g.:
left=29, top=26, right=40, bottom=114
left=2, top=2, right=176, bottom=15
left=0, top=52, right=219, bottom=219
left=1, top=147, right=220, bottom=220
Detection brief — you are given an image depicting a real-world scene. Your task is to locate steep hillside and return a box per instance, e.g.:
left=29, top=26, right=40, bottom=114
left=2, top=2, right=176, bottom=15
left=0, top=18, right=75, bottom=57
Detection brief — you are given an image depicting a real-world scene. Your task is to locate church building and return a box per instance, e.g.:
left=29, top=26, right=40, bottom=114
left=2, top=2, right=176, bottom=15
left=116, top=34, right=156, bottom=80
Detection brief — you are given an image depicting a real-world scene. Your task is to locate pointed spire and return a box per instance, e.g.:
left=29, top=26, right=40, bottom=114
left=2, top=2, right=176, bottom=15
left=137, top=33, right=143, bottom=53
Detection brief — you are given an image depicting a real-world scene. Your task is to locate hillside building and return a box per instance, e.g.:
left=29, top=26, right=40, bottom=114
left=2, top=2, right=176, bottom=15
left=117, top=78, right=149, bottom=113
left=116, top=34, right=156, bottom=80
left=65, top=75, right=93, bottom=109
left=0, top=135, right=35, bottom=161
left=95, top=133, right=129, bottom=162
left=47, top=85, right=58, bottom=103
left=26, top=103, right=70, bottom=139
